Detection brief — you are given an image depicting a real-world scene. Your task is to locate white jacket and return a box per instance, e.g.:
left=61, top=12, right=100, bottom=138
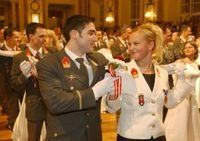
left=106, top=60, right=193, bottom=139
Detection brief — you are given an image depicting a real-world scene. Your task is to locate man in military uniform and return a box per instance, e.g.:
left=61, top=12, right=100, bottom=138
left=37, top=15, right=117, bottom=141
left=93, top=29, right=108, bottom=51
left=172, top=24, right=192, bottom=61
left=11, top=23, right=56, bottom=141
left=110, top=25, right=131, bottom=62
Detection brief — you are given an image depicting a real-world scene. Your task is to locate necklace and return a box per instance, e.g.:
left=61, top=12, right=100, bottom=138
left=138, top=64, right=154, bottom=74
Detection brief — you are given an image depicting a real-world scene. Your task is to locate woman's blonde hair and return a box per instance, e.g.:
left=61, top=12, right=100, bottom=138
left=133, top=23, right=164, bottom=64
left=46, top=29, right=62, bottom=51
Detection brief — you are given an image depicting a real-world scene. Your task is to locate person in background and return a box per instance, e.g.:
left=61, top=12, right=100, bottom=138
left=44, top=29, right=62, bottom=51
left=171, top=31, right=179, bottom=42
left=0, top=27, right=20, bottom=129
left=52, top=26, right=66, bottom=48
left=11, top=23, right=56, bottom=141
left=37, top=15, right=118, bottom=141
left=93, top=29, right=108, bottom=51
left=165, top=41, right=200, bottom=141
left=172, top=24, right=192, bottom=61
left=110, top=25, right=132, bottom=62
left=105, top=23, right=195, bottom=141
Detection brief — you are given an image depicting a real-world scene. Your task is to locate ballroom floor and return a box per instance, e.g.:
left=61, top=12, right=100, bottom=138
left=0, top=113, right=117, bottom=141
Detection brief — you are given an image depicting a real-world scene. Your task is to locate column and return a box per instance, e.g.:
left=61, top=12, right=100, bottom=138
left=11, top=0, right=17, bottom=28
left=18, top=0, right=25, bottom=30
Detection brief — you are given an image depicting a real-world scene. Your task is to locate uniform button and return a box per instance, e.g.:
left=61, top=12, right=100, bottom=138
left=152, top=124, right=155, bottom=128
left=70, top=86, right=74, bottom=91
left=54, top=133, right=58, bottom=137
left=86, top=125, right=89, bottom=128
left=152, top=113, right=155, bottom=116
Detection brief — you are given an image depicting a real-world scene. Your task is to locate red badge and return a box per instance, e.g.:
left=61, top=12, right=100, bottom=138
left=62, top=57, right=70, bottom=68
left=131, top=68, right=138, bottom=78
left=138, top=94, right=144, bottom=106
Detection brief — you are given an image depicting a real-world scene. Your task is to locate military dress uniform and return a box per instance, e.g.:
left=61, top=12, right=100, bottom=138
left=93, top=40, right=108, bottom=52
left=172, top=37, right=186, bottom=61
left=37, top=48, right=108, bottom=141
left=110, top=37, right=130, bottom=62
left=106, top=59, right=193, bottom=140
left=11, top=46, right=56, bottom=140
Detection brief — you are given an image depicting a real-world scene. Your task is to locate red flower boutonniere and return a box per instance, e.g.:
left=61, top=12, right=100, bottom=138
left=25, top=48, right=32, bottom=56
left=62, top=57, right=70, bottom=68
left=25, top=48, right=39, bottom=65
left=108, top=62, right=119, bottom=77
left=131, top=68, right=138, bottom=78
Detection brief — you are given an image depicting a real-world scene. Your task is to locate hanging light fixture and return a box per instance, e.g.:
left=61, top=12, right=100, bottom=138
left=105, top=0, right=114, bottom=23
left=144, top=0, right=156, bottom=21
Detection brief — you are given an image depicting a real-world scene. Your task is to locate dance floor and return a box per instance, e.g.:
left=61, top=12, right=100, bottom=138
left=0, top=113, right=117, bottom=141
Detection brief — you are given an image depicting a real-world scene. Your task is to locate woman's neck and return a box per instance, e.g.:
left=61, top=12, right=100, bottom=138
left=136, top=61, right=154, bottom=74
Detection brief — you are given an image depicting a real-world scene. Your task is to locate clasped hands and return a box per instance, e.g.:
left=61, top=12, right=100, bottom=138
left=92, top=69, right=122, bottom=101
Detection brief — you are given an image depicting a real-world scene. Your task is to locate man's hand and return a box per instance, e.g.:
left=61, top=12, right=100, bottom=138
left=20, top=60, right=32, bottom=78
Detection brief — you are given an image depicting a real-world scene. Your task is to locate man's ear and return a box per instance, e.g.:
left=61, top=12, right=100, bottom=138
left=29, top=34, right=34, bottom=40
left=69, top=30, right=79, bottom=40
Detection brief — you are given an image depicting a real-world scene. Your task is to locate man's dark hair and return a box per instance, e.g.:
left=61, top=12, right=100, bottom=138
left=62, top=15, right=95, bottom=42
left=180, top=24, right=190, bottom=33
left=3, top=26, right=18, bottom=40
left=26, top=22, right=45, bottom=39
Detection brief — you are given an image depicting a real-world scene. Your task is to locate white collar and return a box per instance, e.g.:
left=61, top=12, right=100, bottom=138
left=5, top=43, right=16, bottom=51
left=64, top=46, right=87, bottom=62
left=28, top=46, right=42, bottom=56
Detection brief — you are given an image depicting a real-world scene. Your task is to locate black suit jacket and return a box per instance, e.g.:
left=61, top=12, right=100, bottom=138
left=11, top=46, right=56, bottom=121
left=0, top=46, right=15, bottom=100
left=37, top=49, right=108, bottom=141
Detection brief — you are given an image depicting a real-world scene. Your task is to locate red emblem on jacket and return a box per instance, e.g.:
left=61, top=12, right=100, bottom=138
left=138, top=94, right=144, bottom=106
left=62, top=57, right=70, bottom=68
left=131, top=68, right=138, bottom=78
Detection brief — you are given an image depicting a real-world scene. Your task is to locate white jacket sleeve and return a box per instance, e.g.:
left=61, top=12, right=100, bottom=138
left=165, top=78, right=193, bottom=108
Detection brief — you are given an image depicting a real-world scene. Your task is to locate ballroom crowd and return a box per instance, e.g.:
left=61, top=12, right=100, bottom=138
left=0, top=15, right=200, bottom=141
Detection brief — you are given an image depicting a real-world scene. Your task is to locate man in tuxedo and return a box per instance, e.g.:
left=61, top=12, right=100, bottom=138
left=0, top=27, right=20, bottom=129
left=11, top=23, right=56, bottom=141
left=37, top=15, right=117, bottom=141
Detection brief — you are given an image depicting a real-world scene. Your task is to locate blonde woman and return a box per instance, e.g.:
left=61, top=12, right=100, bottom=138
left=105, top=23, right=195, bottom=141
left=44, top=29, right=62, bottom=51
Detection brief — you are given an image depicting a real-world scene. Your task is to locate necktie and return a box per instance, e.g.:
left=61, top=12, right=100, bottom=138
left=35, top=52, right=42, bottom=60
left=76, top=58, right=89, bottom=85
